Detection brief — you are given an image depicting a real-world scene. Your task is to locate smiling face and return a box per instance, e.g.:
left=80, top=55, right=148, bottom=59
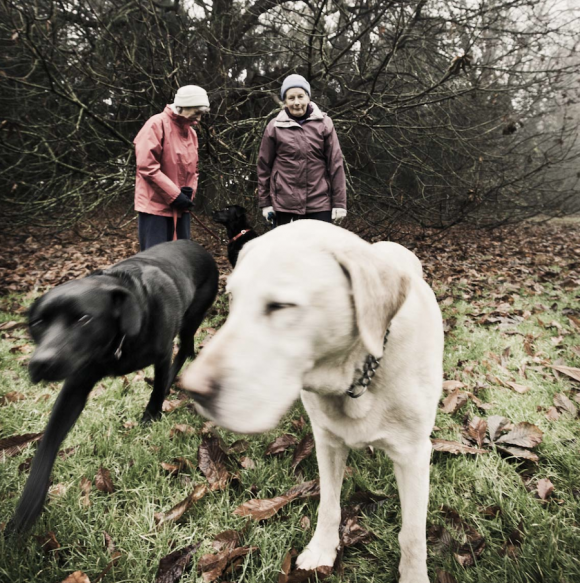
left=284, top=87, right=310, bottom=117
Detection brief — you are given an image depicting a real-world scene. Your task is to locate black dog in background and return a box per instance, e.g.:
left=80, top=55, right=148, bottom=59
left=212, top=205, right=258, bottom=267
left=9, top=240, right=218, bottom=533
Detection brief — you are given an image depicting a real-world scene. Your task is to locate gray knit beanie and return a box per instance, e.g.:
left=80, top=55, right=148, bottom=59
left=280, top=74, right=311, bottom=100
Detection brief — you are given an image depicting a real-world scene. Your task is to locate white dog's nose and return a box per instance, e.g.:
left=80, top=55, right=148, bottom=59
left=180, top=364, right=219, bottom=409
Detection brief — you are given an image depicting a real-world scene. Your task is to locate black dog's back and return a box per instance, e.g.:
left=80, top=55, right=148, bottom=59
left=212, top=205, right=258, bottom=267
left=10, top=240, right=218, bottom=533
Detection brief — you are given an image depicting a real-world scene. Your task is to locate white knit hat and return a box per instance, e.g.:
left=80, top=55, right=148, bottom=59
left=174, top=85, right=210, bottom=108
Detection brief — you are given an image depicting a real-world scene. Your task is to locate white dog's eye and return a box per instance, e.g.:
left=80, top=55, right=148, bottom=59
left=78, top=315, right=92, bottom=325
left=265, top=302, right=296, bottom=315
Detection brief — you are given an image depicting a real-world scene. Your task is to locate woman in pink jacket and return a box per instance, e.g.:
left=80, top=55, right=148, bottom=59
left=257, top=74, right=347, bottom=227
left=134, top=85, right=210, bottom=250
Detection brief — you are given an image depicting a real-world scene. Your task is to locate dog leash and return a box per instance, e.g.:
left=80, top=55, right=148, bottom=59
left=347, top=329, right=390, bottom=399
left=172, top=209, right=222, bottom=242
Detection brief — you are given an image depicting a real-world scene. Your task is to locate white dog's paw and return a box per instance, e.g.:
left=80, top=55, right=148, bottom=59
left=296, top=545, right=337, bottom=570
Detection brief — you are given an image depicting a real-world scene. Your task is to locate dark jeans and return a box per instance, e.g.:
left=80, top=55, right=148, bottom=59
left=276, top=210, right=332, bottom=226
left=138, top=212, right=191, bottom=251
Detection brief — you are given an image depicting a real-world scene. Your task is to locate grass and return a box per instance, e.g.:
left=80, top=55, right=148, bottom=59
left=0, top=261, right=579, bottom=582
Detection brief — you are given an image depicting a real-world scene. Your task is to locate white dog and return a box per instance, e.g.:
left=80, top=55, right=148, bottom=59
left=181, top=221, right=443, bottom=583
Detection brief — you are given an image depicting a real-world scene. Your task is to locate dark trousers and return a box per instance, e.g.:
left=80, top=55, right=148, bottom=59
left=276, top=210, right=332, bottom=226
left=138, top=212, right=191, bottom=251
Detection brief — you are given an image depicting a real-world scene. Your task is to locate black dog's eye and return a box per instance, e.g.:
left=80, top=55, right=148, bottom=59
left=265, top=302, right=296, bottom=315
left=78, top=315, right=92, bottom=325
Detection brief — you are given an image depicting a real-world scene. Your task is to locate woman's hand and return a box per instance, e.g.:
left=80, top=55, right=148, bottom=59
left=262, top=206, right=275, bottom=223
left=332, top=208, right=347, bottom=223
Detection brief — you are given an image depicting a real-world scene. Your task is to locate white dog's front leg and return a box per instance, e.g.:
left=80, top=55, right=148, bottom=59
left=391, top=439, right=432, bottom=583
left=296, top=433, right=348, bottom=570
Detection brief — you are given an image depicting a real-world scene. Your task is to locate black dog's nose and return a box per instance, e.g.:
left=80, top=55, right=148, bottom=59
left=29, top=354, right=61, bottom=383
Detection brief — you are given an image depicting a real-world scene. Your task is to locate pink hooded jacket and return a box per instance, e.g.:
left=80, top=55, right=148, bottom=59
left=134, top=105, right=199, bottom=217
left=257, top=103, right=346, bottom=214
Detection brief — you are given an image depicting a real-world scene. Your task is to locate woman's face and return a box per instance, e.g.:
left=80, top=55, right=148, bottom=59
left=180, top=107, right=207, bottom=124
left=284, top=88, right=310, bottom=117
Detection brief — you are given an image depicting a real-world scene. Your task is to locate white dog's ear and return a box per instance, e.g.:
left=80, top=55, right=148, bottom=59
left=334, top=246, right=410, bottom=357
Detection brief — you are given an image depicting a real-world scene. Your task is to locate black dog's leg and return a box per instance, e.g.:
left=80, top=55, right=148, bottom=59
left=141, top=357, right=171, bottom=423
left=8, top=376, right=95, bottom=533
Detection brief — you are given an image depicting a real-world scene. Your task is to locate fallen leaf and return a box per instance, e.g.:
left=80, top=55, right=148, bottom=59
left=60, top=572, right=91, bottom=583
left=300, top=516, right=311, bottom=530
left=496, top=445, right=539, bottom=462
left=95, top=467, right=115, bottom=493
left=264, top=434, right=298, bottom=456
left=0, top=321, right=27, bottom=331
left=466, top=416, right=487, bottom=448
left=198, top=545, right=258, bottom=582
left=169, top=424, right=195, bottom=437
left=440, top=389, right=469, bottom=414
left=154, top=484, right=208, bottom=526
left=155, top=543, right=200, bottom=583
left=227, top=439, right=249, bottom=454
left=80, top=476, right=91, bottom=507
left=291, top=434, right=315, bottom=472
left=553, top=393, right=578, bottom=417
left=240, top=456, right=256, bottom=470
left=234, top=480, right=320, bottom=520
left=431, top=439, right=487, bottom=455
left=537, top=478, right=555, bottom=500
left=545, top=406, right=561, bottom=421
left=0, top=391, right=26, bottom=406
left=495, top=422, right=543, bottom=448
left=213, top=529, right=241, bottom=552
left=162, top=398, right=187, bottom=413
left=35, top=531, right=60, bottom=555
left=198, top=436, right=230, bottom=490
left=442, top=380, right=465, bottom=392
left=0, top=432, right=43, bottom=459
left=339, top=507, right=372, bottom=547
left=504, top=381, right=531, bottom=394
left=487, top=416, right=511, bottom=442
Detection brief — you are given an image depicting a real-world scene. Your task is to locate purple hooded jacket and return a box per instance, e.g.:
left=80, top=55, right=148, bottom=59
left=257, top=103, right=346, bottom=214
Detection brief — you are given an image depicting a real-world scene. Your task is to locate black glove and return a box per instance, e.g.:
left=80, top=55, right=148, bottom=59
left=170, top=187, right=194, bottom=210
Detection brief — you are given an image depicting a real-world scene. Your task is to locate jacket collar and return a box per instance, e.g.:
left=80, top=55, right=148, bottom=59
left=164, top=105, right=194, bottom=130
left=274, top=102, right=325, bottom=128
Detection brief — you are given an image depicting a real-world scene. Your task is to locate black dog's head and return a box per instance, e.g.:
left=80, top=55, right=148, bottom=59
left=212, top=205, right=248, bottom=229
left=27, top=278, right=142, bottom=383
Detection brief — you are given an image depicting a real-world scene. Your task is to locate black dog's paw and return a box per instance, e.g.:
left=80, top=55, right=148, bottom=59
left=141, top=409, right=162, bottom=424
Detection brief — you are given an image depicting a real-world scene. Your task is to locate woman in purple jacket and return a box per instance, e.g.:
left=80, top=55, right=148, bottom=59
left=257, top=74, right=347, bottom=226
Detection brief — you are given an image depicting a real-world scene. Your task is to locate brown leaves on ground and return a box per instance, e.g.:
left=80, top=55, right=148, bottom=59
left=155, top=543, right=201, bottom=583
left=0, top=432, right=43, bottom=459
left=61, top=572, right=91, bottom=583
left=551, top=365, right=580, bottom=383
left=278, top=550, right=332, bottom=583
left=264, top=434, right=298, bottom=456
left=428, top=506, right=486, bottom=567
left=198, top=546, right=258, bottom=582
left=80, top=476, right=92, bottom=507
left=435, top=414, right=543, bottom=462
left=536, top=478, right=555, bottom=500
left=234, top=480, right=320, bottom=520
left=154, top=484, right=208, bottom=527
left=0, top=391, right=26, bottom=406
left=198, top=435, right=231, bottom=490
left=431, top=439, right=487, bottom=455
left=291, top=434, right=315, bottom=473
left=95, top=467, right=115, bottom=493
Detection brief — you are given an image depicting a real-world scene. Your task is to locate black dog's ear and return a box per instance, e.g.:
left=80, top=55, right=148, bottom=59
left=234, top=205, right=246, bottom=217
left=112, top=289, right=142, bottom=337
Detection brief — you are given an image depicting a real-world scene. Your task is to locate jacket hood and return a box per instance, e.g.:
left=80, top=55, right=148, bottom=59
left=164, top=105, right=195, bottom=130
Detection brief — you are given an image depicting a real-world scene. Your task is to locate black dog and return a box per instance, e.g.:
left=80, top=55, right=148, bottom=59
left=212, top=205, right=258, bottom=267
left=9, top=240, right=218, bottom=533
